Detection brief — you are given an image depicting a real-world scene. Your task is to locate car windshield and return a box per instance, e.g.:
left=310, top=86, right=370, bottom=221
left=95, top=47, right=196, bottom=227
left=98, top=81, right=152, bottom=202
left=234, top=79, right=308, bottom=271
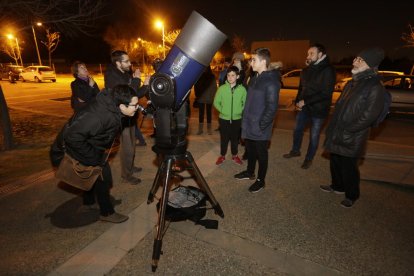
left=39, top=67, right=53, bottom=72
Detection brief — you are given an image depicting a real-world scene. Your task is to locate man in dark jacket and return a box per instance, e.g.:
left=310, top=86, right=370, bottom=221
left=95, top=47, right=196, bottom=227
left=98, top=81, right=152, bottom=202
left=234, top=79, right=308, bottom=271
left=322, top=48, right=386, bottom=208
left=70, top=61, right=100, bottom=112
left=104, top=50, right=149, bottom=185
left=234, top=48, right=280, bottom=193
left=283, top=44, right=336, bottom=169
left=64, top=85, right=140, bottom=223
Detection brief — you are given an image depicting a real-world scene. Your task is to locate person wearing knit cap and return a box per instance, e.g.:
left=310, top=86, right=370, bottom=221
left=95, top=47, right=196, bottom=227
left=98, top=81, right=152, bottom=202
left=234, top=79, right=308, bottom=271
left=322, top=47, right=387, bottom=208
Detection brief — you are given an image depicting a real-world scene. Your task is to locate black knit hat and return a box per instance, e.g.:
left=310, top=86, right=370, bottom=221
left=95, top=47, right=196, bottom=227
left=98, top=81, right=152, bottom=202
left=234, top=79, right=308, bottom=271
left=358, top=48, right=384, bottom=69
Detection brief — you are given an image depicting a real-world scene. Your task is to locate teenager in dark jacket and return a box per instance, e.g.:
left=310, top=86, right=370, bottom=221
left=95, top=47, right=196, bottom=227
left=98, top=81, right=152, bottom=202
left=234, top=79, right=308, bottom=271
left=283, top=44, right=336, bottom=169
left=104, top=50, right=149, bottom=185
left=64, top=85, right=140, bottom=223
left=70, top=61, right=99, bottom=112
left=234, top=48, right=280, bottom=193
left=322, top=48, right=386, bottom=208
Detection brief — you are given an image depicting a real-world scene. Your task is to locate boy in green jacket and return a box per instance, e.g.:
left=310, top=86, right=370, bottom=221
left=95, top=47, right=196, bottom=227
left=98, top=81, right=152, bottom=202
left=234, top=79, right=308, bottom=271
left=213, top=66, right=247, bottom=165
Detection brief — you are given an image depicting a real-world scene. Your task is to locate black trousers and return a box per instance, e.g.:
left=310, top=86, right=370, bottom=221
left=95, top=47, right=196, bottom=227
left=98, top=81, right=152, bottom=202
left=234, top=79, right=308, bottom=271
left=245, top=139, right=269, bottom=181
left=198, top=103, right=212, bottom=123
left=330, top=153, right=360, bottom=201
left=83, top=162, right=114, bottom=216
left=219, top=118, right=241, bottom=156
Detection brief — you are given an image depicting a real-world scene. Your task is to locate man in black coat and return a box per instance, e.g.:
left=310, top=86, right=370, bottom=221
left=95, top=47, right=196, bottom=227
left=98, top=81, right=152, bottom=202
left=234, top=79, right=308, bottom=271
left=283, top=44, right=336, bottom=169
left=64, top=85, right=140, bottom=223
left=70, top=61, right=100, bottom=112
left=322, top=48, right=386, bottom=208
left=104, top=50, right=149, bottom=185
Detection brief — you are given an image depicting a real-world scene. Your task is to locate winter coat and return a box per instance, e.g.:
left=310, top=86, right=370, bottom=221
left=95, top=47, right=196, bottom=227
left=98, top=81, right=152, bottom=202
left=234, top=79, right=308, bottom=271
left=194, top=69, right=217, bottom=104
left=295, top=56, right=336, bottom=118
left=70, top=77, right=100, bottom=112
left=213, top=83, right=247, bottom=121
left=242, top=70, right=280, bottom=141
left=64, top=89, right=123, bottom=166
left=324, top=69, right=385, bottom=158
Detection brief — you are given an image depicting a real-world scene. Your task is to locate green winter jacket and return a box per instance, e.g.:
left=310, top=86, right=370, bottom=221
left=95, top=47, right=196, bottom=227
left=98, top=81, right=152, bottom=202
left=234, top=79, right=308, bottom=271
left=213, top=82, right=247, bottom=121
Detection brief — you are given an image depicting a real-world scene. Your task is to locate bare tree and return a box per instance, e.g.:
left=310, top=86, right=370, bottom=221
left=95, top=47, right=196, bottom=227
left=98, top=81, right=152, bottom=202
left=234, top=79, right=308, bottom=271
left=41, top=29, right=60, bottom=67
left=0, top=38, right=20, bottom=65
left=401, top=24, right=414, bottom=48
left=164, top=29, right=180, bottom=47
left=0, top=0, right=108, bottom=37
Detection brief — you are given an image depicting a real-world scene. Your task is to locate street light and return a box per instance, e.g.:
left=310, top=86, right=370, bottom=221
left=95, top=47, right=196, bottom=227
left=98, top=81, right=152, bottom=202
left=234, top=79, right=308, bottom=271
left=7, top=34, right=23, bottom=66
left=155, top=20, right=165, bottom=59
left=32, top=22, right=42, bottom=65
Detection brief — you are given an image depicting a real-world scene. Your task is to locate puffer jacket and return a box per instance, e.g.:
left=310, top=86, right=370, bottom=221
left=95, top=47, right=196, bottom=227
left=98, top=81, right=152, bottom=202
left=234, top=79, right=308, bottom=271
left=64, top=89, right=123, bottom=166
left=213, top=82, right=247, bottom=121
left=296, top=56, right=336, bottom=118
left=324, top=69, right=385, bottom=157
left=242, top=70, right=280, bottom=140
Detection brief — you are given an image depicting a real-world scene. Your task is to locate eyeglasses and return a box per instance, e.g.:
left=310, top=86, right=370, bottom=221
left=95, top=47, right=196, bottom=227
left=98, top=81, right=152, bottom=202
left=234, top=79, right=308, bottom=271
left=353, top=57, right=365, bottom=63
left=128, top=103, right=140, bottom=109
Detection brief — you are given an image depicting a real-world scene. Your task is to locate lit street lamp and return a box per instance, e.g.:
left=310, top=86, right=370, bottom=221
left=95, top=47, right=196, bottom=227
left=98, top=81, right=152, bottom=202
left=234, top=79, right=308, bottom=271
left=155, top=20, right=165, bottom=59
left=32, top=22, right=42, bottom=65
left=7, top=34, right=23, bottom=66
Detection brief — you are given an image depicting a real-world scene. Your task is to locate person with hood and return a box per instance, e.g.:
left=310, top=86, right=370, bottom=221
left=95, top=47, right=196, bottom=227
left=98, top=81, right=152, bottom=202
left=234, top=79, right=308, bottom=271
left=64, top=85, right=140, bottom=223
left=321, top=48, right=386, bottom=208
left=213, top=65, right=247, bottom=166
left=283, top=44, right=336, bottom=169
left=234, top=48, right=280, bottom=193
left=104, top=50, right=149, bottom=185
left=70, top=61, right=100, bottom=113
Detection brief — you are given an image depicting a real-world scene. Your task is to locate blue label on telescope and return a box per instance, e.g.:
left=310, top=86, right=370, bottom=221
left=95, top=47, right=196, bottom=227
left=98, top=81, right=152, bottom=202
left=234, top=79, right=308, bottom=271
left=158, top=45, right=205, bottom=110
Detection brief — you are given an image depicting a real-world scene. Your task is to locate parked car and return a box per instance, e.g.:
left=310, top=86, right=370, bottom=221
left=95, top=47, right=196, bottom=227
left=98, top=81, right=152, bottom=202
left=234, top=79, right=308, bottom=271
left=281, top=69, right=302, bottom=88
left=334, top=71, right=404, bottom=91
left=20, top=66, right=56, bottom=82
left=0, top=64, right=24, bottom=82
left=382, top=75, right=414, bottom=112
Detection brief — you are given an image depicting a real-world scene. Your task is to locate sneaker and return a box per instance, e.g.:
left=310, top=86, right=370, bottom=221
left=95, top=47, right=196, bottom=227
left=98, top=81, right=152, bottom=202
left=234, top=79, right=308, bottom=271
left=283, top=151, right=301, bottom=158
left=234, top=170, right=255, bottom=180
left=232, top=155, right=243, bottom=165
left=301, top=159, right=312, bottom=169
left=248, top=179, right=265, bottom=193
left=340, top=198, right=354, bottom=208
left=319, top=185, right=345, bottom=195
left=100, top=212, right=129, bottom=223
left=122, top=175, right=142, bottom=185
left=132, top=166, right=143, bottom=174
left=216, top=156, right=225, bottom=165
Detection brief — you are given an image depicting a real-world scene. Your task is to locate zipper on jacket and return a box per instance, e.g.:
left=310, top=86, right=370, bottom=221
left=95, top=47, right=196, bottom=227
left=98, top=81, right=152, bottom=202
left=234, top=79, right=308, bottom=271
left=230, top=85, right=235, bottom=123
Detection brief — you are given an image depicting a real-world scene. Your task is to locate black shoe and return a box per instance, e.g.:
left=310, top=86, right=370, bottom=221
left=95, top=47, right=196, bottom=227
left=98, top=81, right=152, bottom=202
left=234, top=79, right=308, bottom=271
left=248, top=179, right=265, bottom=193
left=319, top=185, right=345, bottom=195
left=283, top=151, right=301, bottom=158
left=301, top=159, right=312, bottom=169
left=132, top=166, right=143, bottom=174
left=234, top=170, right=255, bottom=180
left=340, top=198, right=354, bottom=208
left=122, top=175, right=142, bottom=185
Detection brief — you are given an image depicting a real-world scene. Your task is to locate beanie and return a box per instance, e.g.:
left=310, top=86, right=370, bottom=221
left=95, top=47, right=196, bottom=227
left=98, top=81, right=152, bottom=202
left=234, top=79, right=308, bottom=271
left=358, top=48, right=384, bottom=69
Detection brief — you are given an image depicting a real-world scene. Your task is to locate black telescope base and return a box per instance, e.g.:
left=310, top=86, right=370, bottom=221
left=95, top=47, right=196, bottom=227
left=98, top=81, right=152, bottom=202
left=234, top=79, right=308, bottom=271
left=147, top=150, right=224, bottom=272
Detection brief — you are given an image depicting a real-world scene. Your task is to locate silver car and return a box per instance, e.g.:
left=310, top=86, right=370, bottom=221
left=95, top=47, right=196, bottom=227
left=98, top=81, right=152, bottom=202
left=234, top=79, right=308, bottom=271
left=383, top=75, right=414, bottom=112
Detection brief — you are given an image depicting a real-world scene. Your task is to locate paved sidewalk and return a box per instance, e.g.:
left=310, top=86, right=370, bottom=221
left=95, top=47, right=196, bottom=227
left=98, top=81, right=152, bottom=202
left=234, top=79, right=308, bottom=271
left=1, top=127, right=413, bottom=275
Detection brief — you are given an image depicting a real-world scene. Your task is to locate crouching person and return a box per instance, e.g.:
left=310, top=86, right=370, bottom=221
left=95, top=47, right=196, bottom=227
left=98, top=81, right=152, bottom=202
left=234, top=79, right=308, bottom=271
left=64, top=85, right=140, bottom=223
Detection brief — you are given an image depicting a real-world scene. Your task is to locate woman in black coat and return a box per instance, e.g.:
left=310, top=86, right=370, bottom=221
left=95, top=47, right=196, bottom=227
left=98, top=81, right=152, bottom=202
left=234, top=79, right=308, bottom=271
left=70, top=61, right=100, bottom=112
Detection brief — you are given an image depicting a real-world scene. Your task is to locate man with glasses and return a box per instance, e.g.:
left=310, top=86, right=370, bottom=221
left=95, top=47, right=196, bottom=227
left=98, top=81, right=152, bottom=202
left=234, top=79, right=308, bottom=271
left=104, top=50, right=149, bottom=185
left=322, top=48, right=386, bottom=208
left=283, top=43, right=336, bottom=169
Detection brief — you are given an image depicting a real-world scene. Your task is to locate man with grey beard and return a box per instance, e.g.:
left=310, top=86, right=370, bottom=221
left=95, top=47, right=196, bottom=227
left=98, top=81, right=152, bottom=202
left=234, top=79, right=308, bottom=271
left=321, top=48, right=386, bottom=208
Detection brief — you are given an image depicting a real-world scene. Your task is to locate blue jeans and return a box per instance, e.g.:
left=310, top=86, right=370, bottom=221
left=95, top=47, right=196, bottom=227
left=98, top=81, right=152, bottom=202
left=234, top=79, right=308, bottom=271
left=292, top=111, right=325, bottom=161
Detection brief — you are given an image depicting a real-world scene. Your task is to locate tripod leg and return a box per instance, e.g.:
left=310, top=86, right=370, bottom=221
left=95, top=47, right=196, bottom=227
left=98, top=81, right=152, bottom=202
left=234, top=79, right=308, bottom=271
left=185, top=151, right=224, bottom=218
left=152, top=157, right=173, bottom=272
left=147, top=156, right=166, bottom=204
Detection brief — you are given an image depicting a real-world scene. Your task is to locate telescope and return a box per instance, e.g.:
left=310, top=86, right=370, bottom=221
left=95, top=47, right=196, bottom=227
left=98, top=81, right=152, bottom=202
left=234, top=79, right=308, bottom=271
left=145, top=11, right=226, bottom=272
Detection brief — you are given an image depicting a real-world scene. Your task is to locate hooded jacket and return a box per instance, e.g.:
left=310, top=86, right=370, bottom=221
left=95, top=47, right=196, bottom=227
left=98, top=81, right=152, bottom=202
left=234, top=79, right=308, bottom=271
left=295, top=56, right=336, bottom=118
left=242, top=70, right=280, bottom=140
left=324, top=69, right=385, bottom=157
left=213, top=82, right=247, bottom=121
left=64, top=89, right=123, bottom=166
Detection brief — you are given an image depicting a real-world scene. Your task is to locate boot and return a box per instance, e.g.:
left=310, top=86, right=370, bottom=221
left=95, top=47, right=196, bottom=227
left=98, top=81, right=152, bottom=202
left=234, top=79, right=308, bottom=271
left=197, top=123, right=204, bottom=135
left=207, top=123, right=212, bottom=135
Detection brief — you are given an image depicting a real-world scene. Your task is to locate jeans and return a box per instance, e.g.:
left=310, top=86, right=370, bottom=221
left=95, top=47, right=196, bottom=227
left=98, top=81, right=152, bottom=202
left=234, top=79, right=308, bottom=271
left=292, top=111, right=325, bottom=161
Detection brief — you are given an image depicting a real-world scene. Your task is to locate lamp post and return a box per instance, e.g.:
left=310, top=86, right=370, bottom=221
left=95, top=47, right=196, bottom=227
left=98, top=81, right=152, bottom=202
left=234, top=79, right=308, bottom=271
left=7, top=34, right=23, bottom=66
left=155, top=20, right=165, bottom=59
left=137, top=37, right=145, bottom=71
left=32, top=22, right=42, bottom=65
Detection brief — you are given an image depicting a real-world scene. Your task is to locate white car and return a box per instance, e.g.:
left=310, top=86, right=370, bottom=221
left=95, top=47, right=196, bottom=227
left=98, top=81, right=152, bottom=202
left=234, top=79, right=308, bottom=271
left=335, top=71, right=403, bottom=91
left=20, top=66, right=56, bottom=82
left=281, top=69, right=302, bottom=88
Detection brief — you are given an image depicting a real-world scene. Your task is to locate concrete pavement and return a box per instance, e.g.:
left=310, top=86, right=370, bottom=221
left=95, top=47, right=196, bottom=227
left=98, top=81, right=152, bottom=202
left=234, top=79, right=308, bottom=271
left=0, top=121, right=413, bottom=275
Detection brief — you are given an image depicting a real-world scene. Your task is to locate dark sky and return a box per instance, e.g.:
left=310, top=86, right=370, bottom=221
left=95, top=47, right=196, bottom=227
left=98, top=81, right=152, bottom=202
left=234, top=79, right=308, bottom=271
left=107, top=0, right=413, bottom=62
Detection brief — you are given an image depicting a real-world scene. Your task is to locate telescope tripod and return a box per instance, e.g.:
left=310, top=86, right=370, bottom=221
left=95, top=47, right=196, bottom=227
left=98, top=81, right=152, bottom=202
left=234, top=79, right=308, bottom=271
left=147, top=149, right=224, bottom=272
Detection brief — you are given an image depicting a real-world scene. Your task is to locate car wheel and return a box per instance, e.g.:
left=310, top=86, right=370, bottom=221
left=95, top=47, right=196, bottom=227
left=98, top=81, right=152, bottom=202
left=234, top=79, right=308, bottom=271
left=35, top=76, right=41, bottom=83
left=52, top=79, right=56, bottom=83
left=22, top=77, right=26, bottom=82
